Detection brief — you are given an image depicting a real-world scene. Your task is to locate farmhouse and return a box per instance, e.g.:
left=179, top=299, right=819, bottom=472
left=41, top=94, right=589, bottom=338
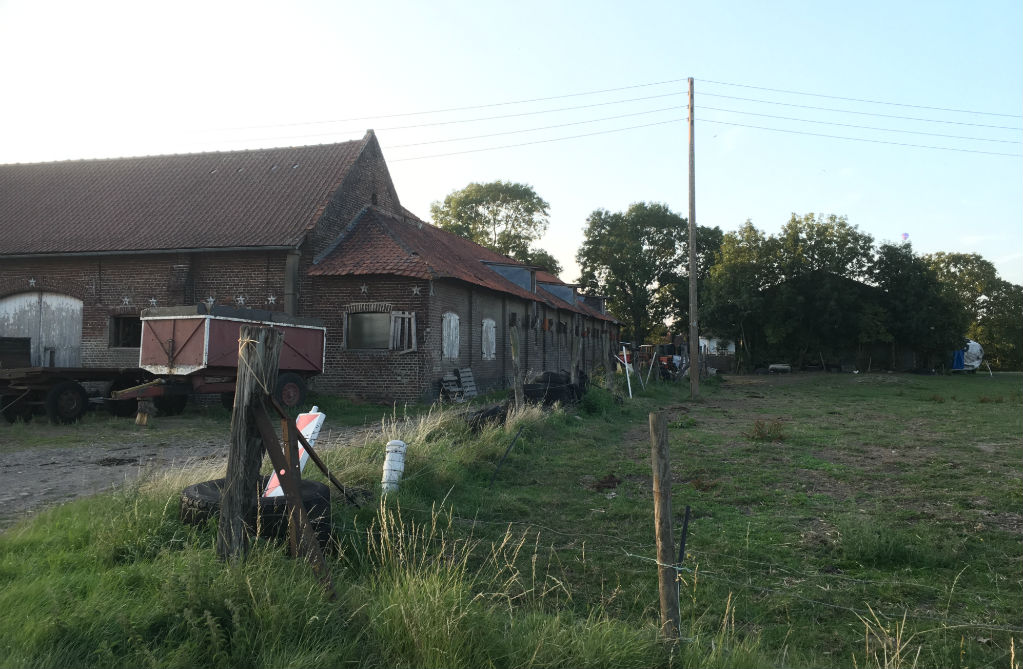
left=0, top=131, right=617, bottom=402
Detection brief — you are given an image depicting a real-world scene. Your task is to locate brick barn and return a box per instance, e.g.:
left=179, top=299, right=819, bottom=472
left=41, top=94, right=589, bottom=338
left=0, top=131, right=618, bottom=402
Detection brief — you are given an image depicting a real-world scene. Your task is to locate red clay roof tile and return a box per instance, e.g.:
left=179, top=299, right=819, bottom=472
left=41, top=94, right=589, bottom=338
left=0, top=136, right=370, bottom=255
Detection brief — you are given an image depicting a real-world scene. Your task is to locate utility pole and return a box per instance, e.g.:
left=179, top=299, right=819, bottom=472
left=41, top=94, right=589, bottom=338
left=687, top=77, right=699, bottom=399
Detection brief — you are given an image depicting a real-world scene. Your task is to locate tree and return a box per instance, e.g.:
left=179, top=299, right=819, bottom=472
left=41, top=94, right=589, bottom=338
left=702, top=221, right=773, bottom=371
left=576, top=203, right=683, bottom=345
left=429, top=181, right=561, bottom=273
left=971, top=279, right=1023, bottom=370
left=871, top=242, right=968, bottom=369
left=775, top=213, right=875, bottom=281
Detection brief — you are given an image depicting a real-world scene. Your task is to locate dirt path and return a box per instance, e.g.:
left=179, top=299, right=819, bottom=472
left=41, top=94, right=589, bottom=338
left=0, top=421, right=376, bottom=532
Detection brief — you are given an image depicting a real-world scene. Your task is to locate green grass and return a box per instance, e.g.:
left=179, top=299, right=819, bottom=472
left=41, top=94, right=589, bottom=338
left=1, top=372, right=1020, bottom=667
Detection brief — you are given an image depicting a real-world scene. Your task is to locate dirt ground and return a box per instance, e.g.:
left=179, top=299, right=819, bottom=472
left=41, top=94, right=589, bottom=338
left=0, top=419, right=375, bottom=532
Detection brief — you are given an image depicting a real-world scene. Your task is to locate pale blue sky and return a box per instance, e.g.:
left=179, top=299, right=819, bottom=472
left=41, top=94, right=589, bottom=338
left=1, top=0, right=1020, bottom=284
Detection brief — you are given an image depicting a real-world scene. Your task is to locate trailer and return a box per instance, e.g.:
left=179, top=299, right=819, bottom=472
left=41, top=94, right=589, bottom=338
left=111, top=305, right=326, bottom=412
left=1, top=305, right=326, bottom=424
left=0, top=354, right=144, bottom=424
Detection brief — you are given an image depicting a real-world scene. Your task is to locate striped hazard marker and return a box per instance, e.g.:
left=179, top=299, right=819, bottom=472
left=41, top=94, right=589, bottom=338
left=263, top=406, right=326, bottom=498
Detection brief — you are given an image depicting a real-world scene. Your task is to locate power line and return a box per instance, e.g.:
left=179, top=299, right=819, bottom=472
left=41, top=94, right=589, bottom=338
left=702, top=92, right=1023, bottom=131
left=388, top=119, right=680, bottom=162
left=214, top=78, right=688, bottom=131
left=700, top=78, right=1022, bottom=119
left=387, top=106, right=685, bottom=148
left=702, top=105, right=1022, bottom=144
left=700, top=118, right=1023, bottom=157
left=212, top=93, right=684, bottom=145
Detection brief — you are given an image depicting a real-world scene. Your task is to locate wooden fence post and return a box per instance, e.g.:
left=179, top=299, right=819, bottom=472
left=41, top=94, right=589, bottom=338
left=510, top=324, right=524, bottom=409
left=650, top=411, right=680, bottom=638
left=217, top=325, right=283, bottom=562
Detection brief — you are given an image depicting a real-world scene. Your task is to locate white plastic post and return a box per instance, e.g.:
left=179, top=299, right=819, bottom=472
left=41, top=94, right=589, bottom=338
left=381, top=439, right=407, bottom=494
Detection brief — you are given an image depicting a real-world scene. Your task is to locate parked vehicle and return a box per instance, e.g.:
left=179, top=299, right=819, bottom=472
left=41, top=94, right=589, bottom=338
left=1, top=305, right=325, bottom=424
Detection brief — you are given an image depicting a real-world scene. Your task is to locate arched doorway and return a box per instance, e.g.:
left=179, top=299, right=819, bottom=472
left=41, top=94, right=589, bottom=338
left=0, top=292, right=83, bottom=367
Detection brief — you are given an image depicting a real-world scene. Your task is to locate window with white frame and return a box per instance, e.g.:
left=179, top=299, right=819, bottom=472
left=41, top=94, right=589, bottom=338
left=346, top=309, right=417, bottom=352
left=481, top=318, right=496, bottom=360
left=442, top=311, right=459, bottom=359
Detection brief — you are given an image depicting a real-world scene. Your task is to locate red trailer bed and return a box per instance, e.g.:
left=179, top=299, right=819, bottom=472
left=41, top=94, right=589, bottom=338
left=139, top=305, right=325, bottom=376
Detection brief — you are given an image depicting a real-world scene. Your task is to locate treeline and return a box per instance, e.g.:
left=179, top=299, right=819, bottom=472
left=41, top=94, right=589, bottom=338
left=576, top=207, right=1022, bottom=372
left=428, top=182, right=1020, bottom=372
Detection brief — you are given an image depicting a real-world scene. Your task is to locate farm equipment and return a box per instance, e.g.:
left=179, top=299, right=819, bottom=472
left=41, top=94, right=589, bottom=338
left=1, top=305, right=325, bottom=424
left=110, top=305, right=326, bottom=413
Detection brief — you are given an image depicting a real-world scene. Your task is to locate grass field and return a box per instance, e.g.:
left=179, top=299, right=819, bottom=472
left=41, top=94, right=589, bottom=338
left=0, top=371, right=1019, bottom=668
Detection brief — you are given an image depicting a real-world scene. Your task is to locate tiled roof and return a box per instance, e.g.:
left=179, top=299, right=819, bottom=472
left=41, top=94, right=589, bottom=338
left=311, top=206, right=617, bottom=322
left=0, top=135, right=371, bottom=255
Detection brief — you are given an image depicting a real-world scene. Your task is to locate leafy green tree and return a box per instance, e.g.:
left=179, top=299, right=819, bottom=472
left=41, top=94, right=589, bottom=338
left=872, top=242, right=968, bottom=369
left=775, top=213, right=875, bottom=281
left=430, top=181, right=560, bottom=273
left=702, top=221, right=775, bottom=371
left=972, top=279, right=1023, bottom=370
left=576, top=202, right=683, bottom=344
left=657, top=223, right=723, bottom=331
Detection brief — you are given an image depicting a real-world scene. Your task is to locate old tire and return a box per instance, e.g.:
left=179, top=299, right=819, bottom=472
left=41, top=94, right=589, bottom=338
left=274, top=372, right=307, bottom=409
left=45, top=381, right=88, bottom=424
left=220, top=392, right=235, bottom=410
left=180, top=476, right=331, bottom=549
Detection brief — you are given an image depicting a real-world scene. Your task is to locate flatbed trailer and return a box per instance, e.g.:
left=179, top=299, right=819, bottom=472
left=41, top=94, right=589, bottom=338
left=1, top=305, right=326, bottom=424
left=0, top=364, right=145, bottom=423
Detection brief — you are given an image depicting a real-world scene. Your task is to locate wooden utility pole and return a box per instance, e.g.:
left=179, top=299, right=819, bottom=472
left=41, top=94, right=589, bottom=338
left=649, top=412, right=680, bottom=637
left=687, top=77, right=699, bottom=399
left=217, top=325, right=283, bottom=562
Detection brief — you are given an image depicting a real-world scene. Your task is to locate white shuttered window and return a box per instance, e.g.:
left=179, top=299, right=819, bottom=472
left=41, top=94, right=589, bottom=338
left=481, top=318, right=496, bottom=360
left=442, top=312, right=459, bottom=359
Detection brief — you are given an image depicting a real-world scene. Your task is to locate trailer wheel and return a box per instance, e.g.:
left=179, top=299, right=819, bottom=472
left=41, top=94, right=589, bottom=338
left=2, top=395, right=34, bottom=424
left=45, top=381, right=88, bottom=424
left=155, top=394, right=189, bottom=416
left=220, top=393, right=235, bottom=410
left=275, top=372, right=307, bottom=409
left=179, top=476, right=331, bottom=549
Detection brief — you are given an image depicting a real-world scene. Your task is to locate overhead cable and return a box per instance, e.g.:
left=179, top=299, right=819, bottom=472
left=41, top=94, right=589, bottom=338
left=700, top=118, right=1023, bottom=157
left=212, top=93, right=685, bottom=145
left=700, top=78, right=1022, bottom=118
left=215, top=77, right=688, bottom=130
left=388, top=119, right=680, bottom=161
left=702, top=93, right=1023, bottom=131
left=702, top=106, right=1022, bottom=144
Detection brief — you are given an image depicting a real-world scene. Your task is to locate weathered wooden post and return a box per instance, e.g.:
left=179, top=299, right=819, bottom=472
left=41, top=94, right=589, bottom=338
left=650, top=411, right=680, bottom=638
left=569, top=316, right=581, bottom=386
left=510, top=322, right=524, bottom=409
left=217, top=325, right=283, bottom=562
left=604, top=330, right=614, bottom=391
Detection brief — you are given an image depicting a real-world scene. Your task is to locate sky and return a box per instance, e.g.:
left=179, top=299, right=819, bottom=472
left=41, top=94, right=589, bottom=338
left=1, top=0, right=1020, bottom=286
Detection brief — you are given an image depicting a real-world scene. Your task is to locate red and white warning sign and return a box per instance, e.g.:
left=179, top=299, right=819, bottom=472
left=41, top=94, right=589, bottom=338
left=262, top=406, right=326, bottom=498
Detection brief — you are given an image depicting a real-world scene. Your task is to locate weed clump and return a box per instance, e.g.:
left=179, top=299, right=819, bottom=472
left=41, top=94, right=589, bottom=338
left=744, top=418, right=786, bottom=442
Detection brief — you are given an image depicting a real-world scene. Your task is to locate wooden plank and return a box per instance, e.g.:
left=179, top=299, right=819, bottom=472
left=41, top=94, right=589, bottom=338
left=457, top=368, right=478, bottom=398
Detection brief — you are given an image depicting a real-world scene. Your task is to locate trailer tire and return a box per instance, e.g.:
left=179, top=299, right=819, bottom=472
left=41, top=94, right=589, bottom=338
left=220, top=393, right=235, bottom=410
left=45, top=381, right=89, bottom=424
left=179, top=476, right=331, bottom=549
left=155, top=394, right=188, bottom=416
left=275, top=372, right=307, bottom=409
